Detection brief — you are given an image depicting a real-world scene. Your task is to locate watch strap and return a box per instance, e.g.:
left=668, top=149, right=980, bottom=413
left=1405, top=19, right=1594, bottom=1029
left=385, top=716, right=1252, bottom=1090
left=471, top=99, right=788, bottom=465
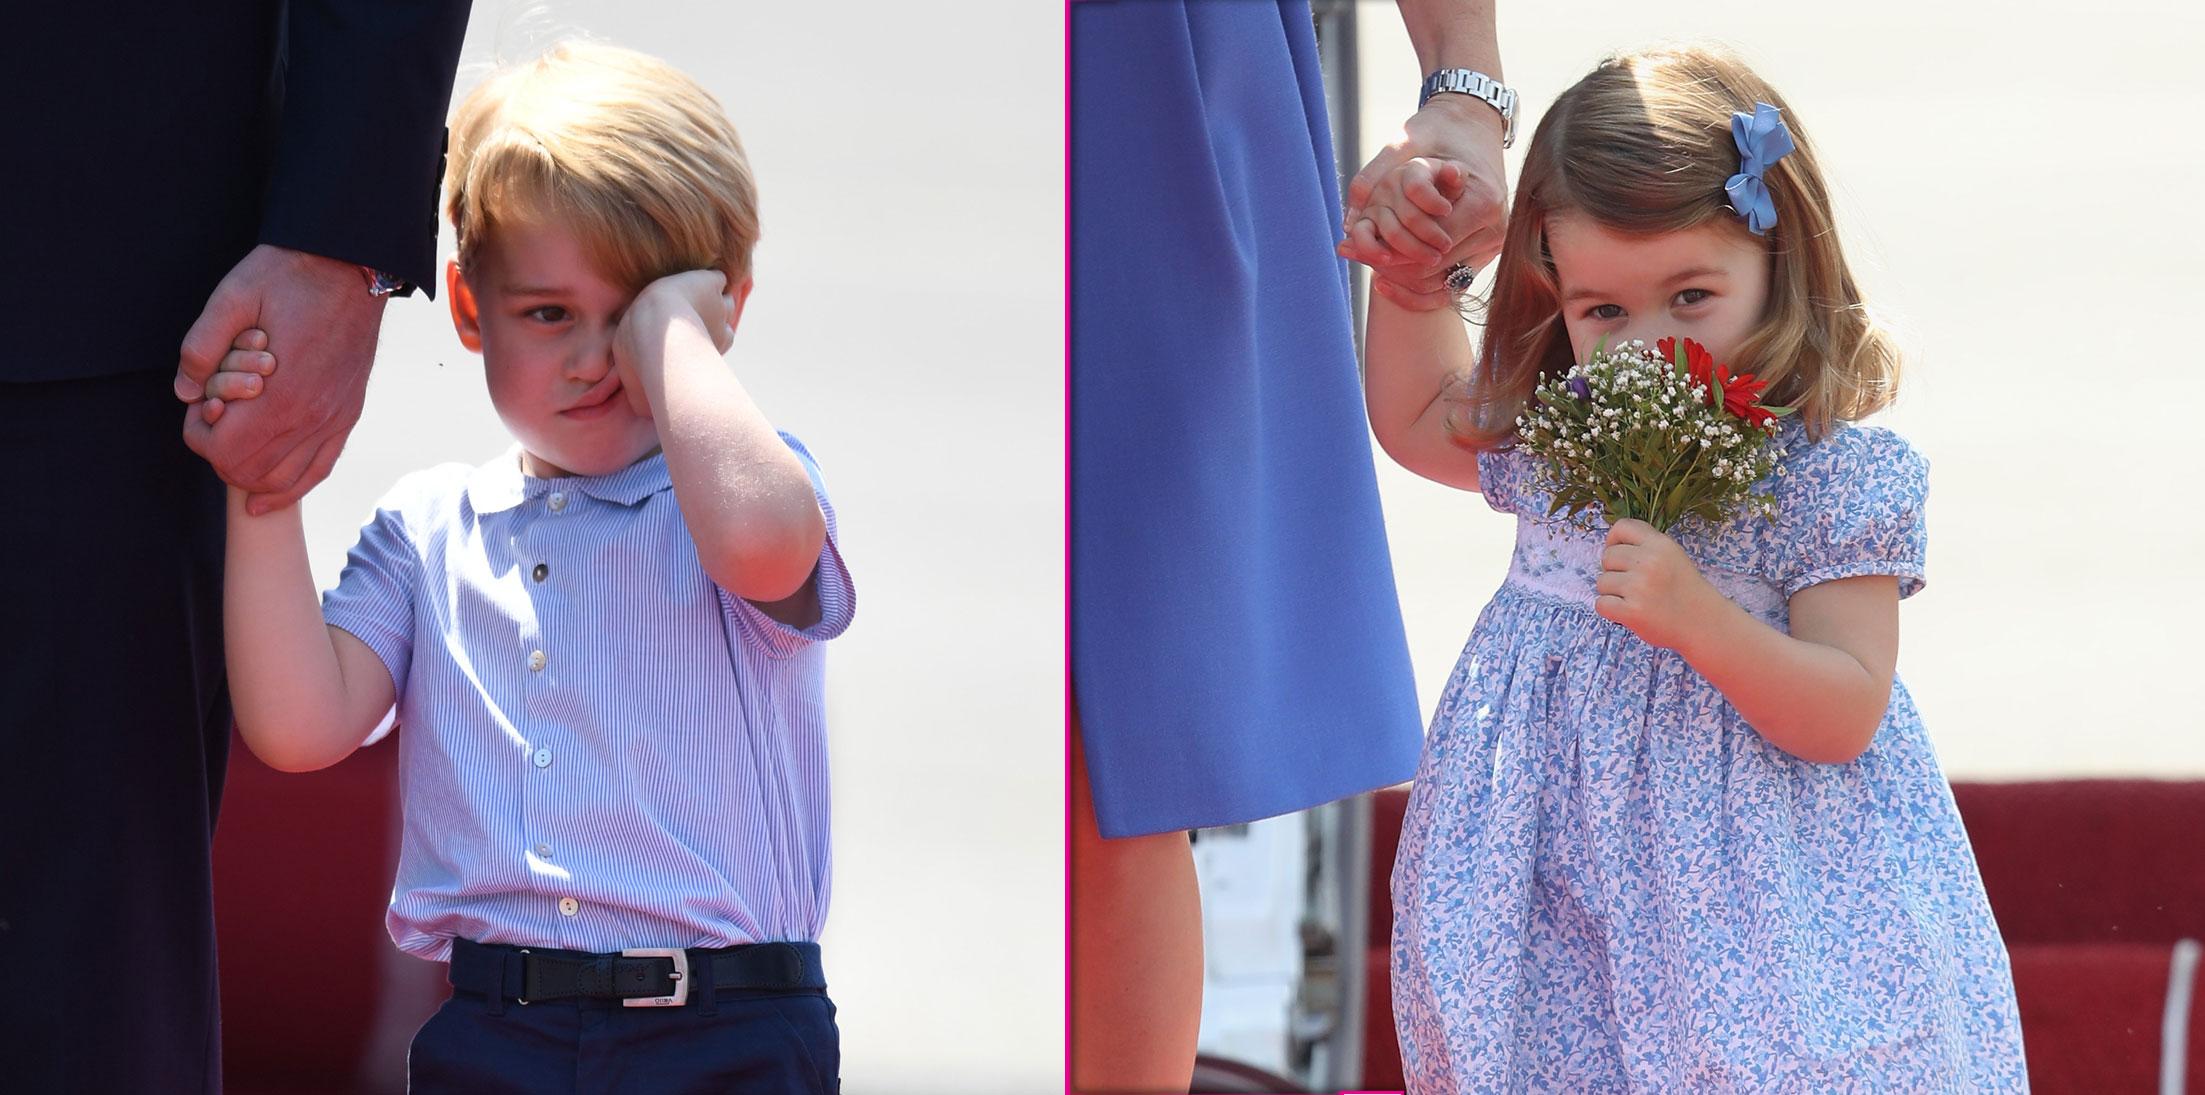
left=1419, top=68, right=1518, bottom=149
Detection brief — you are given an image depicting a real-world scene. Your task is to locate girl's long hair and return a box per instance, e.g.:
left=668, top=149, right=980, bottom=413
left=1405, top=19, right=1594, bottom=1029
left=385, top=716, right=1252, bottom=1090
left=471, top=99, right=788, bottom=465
left=1450, top=45, right=1902, bottom=450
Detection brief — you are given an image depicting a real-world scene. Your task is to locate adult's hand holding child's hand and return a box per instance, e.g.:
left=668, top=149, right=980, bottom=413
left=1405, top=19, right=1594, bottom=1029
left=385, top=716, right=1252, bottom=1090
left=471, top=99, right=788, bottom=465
left=1341, top=95, right=1510, bottom=311
left=1345, top=156, right=1467, bottom=265
left=176, top=244, right=385, bottom=514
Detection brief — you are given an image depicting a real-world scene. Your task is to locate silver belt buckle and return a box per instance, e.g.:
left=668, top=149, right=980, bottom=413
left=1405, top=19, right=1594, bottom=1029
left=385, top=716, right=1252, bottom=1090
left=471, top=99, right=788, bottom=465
left=620, top=947, right=690, bottom=1007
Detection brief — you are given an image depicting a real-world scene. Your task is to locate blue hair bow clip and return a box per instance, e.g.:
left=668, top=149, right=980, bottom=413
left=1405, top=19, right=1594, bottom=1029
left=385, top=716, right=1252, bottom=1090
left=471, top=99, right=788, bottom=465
left=1725, top=102, right=1794, bottom=236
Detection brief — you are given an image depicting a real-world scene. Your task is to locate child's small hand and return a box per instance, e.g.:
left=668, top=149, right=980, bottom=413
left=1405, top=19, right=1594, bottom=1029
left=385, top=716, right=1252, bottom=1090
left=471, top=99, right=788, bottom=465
left=612, top=269, right=738, bottom=418
left=1340, top=156, right=1466, bottom=267
left=194, top=328, right=278, bottom=426
left=632, top=269, right=736, bottom=351
left=1593, top=518, right=1729, bottom=653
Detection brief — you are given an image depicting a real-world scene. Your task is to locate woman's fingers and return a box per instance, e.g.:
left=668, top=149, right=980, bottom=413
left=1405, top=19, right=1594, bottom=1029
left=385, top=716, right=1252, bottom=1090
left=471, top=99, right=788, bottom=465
left=1370, top=273, right=1458, bottom=313
left=1400, top=160, right=1457, bottom=219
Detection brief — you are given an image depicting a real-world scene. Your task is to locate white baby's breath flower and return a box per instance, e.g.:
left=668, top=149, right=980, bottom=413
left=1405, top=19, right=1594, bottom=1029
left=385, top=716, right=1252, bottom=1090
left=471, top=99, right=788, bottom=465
left=1516, top=339, right=1784, bottom=532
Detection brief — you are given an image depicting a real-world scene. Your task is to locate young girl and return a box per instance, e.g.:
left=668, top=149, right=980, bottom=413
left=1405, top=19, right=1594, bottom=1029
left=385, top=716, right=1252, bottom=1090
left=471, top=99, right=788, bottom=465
left=1362, top=46, right=2028, bottom=1090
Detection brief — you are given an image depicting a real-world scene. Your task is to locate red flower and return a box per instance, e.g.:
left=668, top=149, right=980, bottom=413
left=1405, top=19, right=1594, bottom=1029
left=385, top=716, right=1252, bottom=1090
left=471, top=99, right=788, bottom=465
left=1715, top=367, right=1774, bottom=426
left=1657, top=336, right=1775, bottom=426
left=1656, top=336, right=1716, bottom=394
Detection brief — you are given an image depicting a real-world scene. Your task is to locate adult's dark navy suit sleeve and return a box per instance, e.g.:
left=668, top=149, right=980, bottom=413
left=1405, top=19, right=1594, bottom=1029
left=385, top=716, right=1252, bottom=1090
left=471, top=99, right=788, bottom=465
left=259, top=0, right=473, bottom=296
left=0, top=1, right=472, bottom=383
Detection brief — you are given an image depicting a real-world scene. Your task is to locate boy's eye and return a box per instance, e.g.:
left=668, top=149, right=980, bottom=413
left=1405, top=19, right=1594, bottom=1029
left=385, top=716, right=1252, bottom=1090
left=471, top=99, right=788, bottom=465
left=1674, top=288, right=1712, bottom=307
left=525, top=305, right=570, bottom=323
left=1587, top=304, right=1624, bottom=321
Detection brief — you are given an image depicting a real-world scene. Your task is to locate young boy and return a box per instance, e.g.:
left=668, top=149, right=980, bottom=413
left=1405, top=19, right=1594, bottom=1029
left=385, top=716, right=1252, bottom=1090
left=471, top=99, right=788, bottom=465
left=207, top=42, right=853, bottom=1093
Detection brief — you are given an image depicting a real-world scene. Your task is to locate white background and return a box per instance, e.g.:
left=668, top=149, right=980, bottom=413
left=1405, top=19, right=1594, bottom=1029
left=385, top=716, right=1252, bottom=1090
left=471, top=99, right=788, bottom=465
left=302, top=4, right=1063, bottom=1090
left=1358, top=0, right=2205, bottom=780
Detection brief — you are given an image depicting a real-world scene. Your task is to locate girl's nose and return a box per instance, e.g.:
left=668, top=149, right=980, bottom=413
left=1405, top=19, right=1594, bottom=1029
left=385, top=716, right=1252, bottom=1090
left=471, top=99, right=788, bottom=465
left=1616, top=324, right=1661, bottom=350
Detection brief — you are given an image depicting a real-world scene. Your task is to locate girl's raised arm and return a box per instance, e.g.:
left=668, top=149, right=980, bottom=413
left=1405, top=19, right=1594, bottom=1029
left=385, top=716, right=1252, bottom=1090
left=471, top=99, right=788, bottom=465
left=1363, top=285, right=1485, bottom=492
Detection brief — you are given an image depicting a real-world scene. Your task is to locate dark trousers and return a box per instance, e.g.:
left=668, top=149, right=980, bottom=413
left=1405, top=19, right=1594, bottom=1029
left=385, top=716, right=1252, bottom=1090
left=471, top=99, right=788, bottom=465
left=0, top=369, right=230, bottom=1093
left=409, top=975, right=842, bottom=1094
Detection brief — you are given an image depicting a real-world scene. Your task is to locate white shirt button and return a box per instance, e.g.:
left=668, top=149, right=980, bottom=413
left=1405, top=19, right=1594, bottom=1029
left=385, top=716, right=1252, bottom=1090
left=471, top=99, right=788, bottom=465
left=547, top=492, right=568, bottom=512
left=533, top=747, right=553, bottom=769
left=535, top=843, right=553, bottom=858
left=528, top=650, right=547, bottom=672
left=558, top=897, right=579, bottom=917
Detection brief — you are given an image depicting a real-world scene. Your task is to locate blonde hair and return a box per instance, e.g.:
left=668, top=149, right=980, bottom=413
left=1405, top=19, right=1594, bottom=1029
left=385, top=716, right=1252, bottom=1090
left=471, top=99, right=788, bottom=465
left=446, top=40, right=760, bottom=291
left=1453, top=44, right=1900, bottom=449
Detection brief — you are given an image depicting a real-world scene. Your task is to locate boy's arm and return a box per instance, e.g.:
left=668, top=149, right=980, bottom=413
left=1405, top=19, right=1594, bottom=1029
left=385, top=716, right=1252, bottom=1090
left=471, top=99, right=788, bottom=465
left=1363, top=286, right=1485, bottom=492
left=225, top=491, right=397, bottom=772
left=620, top=271, right=827, bottom=621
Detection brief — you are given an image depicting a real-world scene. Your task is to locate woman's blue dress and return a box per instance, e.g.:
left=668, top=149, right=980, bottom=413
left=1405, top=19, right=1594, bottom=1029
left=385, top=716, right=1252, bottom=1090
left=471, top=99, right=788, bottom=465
left=1071, top=0, right=1424, bottom=837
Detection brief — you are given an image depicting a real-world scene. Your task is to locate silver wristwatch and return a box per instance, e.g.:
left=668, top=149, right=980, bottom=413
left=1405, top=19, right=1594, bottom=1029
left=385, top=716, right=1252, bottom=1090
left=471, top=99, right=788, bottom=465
left=1419, top=68, right=1518, bottom=149
left=359, top=265, right=411, bottom=298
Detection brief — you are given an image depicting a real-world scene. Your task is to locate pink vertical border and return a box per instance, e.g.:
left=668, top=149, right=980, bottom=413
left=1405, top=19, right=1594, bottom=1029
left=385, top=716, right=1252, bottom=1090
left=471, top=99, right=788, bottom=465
left=1061, top=2, right=1076, bottom=1093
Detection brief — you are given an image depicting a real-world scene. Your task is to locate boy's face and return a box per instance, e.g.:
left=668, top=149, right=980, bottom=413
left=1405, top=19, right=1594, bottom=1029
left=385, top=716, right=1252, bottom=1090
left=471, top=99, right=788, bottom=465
left=446, top=220, right=661, bottom=478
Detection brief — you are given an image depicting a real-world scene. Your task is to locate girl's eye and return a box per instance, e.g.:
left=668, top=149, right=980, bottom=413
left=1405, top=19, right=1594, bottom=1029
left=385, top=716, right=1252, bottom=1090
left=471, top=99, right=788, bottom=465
left=1587, top=304, right=1624, bottom=321
left=1674, top=288, right=1711, bottom=307
left=525, top=306, right=570, bottom=323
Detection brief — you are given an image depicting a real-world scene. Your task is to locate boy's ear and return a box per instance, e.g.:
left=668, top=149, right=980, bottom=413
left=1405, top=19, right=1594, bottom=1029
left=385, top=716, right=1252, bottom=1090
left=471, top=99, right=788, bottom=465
left=447, top=260, right=484, bottom=352
left=727, top=275, right=755, bottom=333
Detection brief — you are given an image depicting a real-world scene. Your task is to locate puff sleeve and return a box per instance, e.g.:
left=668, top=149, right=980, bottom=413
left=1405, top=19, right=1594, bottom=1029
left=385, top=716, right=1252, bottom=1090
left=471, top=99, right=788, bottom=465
left=1776, top=426, right=1929, bottom=599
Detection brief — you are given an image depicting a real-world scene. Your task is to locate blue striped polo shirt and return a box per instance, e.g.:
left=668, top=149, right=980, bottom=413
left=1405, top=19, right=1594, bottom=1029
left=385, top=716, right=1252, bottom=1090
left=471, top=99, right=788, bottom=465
left=320, top=432, right=854, bottom=961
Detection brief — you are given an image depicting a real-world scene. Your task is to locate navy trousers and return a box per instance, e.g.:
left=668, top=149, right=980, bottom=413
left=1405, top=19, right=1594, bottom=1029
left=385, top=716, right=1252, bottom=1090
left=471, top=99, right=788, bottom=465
left=410, top=973, right=842, bottom=1094
left=0, top=369, right=230, bottom=1093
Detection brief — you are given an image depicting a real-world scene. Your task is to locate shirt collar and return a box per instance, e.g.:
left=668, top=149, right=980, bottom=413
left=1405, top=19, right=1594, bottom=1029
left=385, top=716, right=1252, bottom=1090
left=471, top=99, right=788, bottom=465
left=466, top=447, right=675, bottom=514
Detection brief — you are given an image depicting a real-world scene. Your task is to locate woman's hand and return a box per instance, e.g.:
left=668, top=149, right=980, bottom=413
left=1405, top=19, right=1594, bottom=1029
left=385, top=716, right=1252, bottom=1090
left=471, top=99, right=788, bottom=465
left=1340, top=95, right=1509, bottom=309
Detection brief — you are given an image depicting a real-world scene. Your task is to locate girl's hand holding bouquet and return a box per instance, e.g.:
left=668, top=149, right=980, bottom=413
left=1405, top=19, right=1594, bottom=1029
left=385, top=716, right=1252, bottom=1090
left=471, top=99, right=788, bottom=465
left=1595, top=517, right=1733, bottom=653
left=1517, top=337, right=1793, bottom=649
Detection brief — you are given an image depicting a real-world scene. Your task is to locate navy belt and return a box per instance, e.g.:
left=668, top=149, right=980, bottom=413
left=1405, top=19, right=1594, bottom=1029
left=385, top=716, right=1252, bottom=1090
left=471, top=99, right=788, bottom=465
left=449, top=937, right=825, bottom=1008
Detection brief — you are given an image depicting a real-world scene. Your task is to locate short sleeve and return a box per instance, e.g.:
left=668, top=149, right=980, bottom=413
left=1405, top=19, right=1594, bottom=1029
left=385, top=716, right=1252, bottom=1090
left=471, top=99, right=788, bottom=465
left=716, top=432, right=857, bottom=658
left=1475, top=444, right=1536, bottom=516
left=320, top=472, right=436, bottom=694
left=1777, top=426, right=1928, bottom=599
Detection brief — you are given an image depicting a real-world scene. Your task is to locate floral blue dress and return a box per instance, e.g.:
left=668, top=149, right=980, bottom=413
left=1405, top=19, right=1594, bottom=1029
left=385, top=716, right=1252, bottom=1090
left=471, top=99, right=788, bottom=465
left=1390, top=418, right=2028, bottom=1092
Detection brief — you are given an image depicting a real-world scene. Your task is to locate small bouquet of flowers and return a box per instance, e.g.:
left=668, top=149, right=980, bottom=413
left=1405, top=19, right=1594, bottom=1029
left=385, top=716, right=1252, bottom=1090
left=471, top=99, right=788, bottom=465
left=1514, top=337, right=1792, bottom=532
